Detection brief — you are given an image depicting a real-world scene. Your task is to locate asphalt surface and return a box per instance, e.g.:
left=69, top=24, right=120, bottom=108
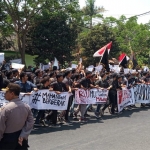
left=29, top=105, right=150, bottom=150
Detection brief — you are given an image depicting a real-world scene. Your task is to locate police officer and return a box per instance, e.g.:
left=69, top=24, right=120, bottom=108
left=0, top=83, right=34, bottom=150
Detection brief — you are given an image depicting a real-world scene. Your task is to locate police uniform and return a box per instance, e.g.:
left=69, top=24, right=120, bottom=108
left=0, top=98, right=34, bottom=150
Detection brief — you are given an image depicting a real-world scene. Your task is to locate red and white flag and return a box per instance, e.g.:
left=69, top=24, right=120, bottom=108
left=93, top=41, right=112, bottom=57
left=119, top=53, right=126, bottom=63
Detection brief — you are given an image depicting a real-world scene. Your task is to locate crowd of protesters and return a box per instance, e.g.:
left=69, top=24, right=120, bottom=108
left=0, top=60, right=150, bottom=128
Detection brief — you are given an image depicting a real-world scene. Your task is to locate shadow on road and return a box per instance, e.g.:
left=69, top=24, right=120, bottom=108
left=31, top=106, right=150, bottom=135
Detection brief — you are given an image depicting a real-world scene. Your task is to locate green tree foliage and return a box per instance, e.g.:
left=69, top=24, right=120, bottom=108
left=25, top=0, right=81, bottom=66
left=26, top=11, right=78, bottom=66
left=103, top=16, right=150, bottom=65
left=0, top=0, right=60, bottom=64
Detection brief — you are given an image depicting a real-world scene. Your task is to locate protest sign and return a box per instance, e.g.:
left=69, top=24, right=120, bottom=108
left=109, top=65, right=120, bottom=73
left=12, top=63, right=25, bottom=69
left=75, top=88, right=108, bottom=104
left=95, top=65, right=103, bottom=72
left=117, top=88, right=135, bottom=112
left=0, top=90, right=70, bottom=110
left=71, top=64, right=77, bottom=69
left=133, top=84, right=150, bottom=104
left=40, top=63, right=43, bottom=70
left=10, top=59, right=22, bottom=64
left=42, top=65, right=50, bottom=70
left=0, top=91, right=30, bottom=107
left=80, top=58, right=82, bottom=63
left=30, top=90, right=69, bottom=110
left=53, top=57, right=59, bottom=69
left=19, top=93, right=31, bottom=105
left=124, top=68, right=130, bottom=74
left=87, top=65, right=94, bottom=72
left=0, top=53, right=4, bottom=63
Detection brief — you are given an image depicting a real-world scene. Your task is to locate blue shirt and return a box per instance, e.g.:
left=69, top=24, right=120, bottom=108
left=15, top=80, right=36, bottom=93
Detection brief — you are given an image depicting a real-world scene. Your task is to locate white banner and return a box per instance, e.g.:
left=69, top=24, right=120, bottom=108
left=117, top=88, right=135, bottom=112
left=133, top=84, right=150, bottom=104
left=75, top=88, right=108, bottom=104
left=12, top=63, right=25, bottom=69
left=30, top=90, right=69, bottom=110
left=95, top=65, right=103, bottom=72
left=0, top=90, right=70, bottom=110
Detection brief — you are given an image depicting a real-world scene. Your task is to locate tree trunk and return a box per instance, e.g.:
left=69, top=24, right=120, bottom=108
left=17, top=33, right=26, bottom=65
left=21, top=34, right=26, bottom=65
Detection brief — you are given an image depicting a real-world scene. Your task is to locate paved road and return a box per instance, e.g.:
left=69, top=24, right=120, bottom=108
left=29, top=105, right=150, bottom=150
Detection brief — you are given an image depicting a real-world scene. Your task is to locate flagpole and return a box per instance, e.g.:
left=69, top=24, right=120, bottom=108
left=98, top=56, right=102, bottom=66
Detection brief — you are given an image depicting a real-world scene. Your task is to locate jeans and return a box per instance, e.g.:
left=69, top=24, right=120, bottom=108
left=96, top=104, right=102, bottom=113
left=85, top=104, right=92, bottom=114
left=109, top=91, right=117, bottom=114
left=65, top=95, right=73, bottom=120
left=35, top=110, right=45, bottom=124
left=31, top=109, right=38, bottom=118
left=75, top=104, right=87, bottom=118
left=70, top=99, right=75, bottom=114
left=51, top=110, right=57, bottom=125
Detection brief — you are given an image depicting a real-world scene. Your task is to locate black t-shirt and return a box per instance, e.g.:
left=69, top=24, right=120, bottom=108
left=51, top=81, right=68, bottom=92
left=97, top=79, right=109, bottom=88
left=110, top=80, right=122, bottom=93
left=128, top=77, right=137, bottom=87
left=39, top=84, right=49, bottom=90
left=80, top=77, right=92, bottom=88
